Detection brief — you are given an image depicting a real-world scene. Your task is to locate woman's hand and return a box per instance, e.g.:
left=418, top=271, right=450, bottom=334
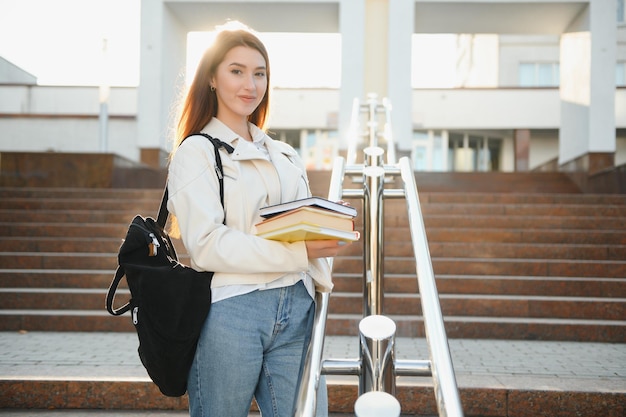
left=305, top=239, right=351, bottom=259
left=304, top=200, right=356, bottom=258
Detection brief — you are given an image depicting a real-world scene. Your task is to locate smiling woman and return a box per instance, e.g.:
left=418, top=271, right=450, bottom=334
left=166, top=21, right=342, bottom=417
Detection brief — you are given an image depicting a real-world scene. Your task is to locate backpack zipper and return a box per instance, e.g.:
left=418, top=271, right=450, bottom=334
left=130, top=223, right=160, bottom=256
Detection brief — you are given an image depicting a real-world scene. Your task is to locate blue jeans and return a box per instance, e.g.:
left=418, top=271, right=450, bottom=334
left=187, top=280, right=328, bottom=417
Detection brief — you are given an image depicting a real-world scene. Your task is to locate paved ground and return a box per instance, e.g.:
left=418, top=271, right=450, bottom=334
left=0, top=331, right=625, bottom=416
left=1, top=331, right=624, bottom=389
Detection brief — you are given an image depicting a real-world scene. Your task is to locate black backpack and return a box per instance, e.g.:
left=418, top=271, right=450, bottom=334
left=106, top=134, right=233, bottom=397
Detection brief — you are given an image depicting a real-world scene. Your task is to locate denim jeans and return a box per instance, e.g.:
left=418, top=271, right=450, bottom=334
left=187, top=280, right=327, bottom=417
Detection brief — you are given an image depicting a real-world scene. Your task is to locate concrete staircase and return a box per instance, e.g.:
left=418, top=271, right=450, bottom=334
left=0, top=175, right=624, bottom=342
left=0, top=171, right=625, bottom=415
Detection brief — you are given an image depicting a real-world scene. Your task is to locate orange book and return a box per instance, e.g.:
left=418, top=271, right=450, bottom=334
left=255, top=206, right=355, bottom=235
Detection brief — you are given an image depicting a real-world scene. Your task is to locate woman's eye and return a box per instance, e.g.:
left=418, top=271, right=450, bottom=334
left=231, top=69, right=242, bottom=75
left=255, top=72, right=266, bottom=78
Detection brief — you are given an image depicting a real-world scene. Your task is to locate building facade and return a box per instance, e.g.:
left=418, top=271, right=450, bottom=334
left=1, top=0, right=625, bottom=174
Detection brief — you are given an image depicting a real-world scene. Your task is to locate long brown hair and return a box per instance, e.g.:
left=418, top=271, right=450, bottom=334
left=168, top=22, right=270, bottom=237
left=173, top=22, right=271, bottom=150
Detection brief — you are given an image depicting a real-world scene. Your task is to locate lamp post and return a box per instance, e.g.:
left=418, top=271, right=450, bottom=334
left=99, top=38, right=109, bottom=153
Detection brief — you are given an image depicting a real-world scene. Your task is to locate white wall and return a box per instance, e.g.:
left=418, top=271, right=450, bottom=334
left=0, top=85, right=136, bottom=115
left=0, top=117, right=139, bottom=161
left=0, top=58, right=37, bottom=85
left=2, top=84, right=625, bottom=168
left=412, top=88, right=561, bottom=129
left=269, top=89, right=339, bottom=129
left=529, top=132, right=560, bottom=169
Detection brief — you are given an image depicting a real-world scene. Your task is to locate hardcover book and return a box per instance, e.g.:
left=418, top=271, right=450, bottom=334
left=259, top=197, right=357, bottom=219
left=256, top=223, right=360, bottom=242
left=255, top=206, right=355, bottom=235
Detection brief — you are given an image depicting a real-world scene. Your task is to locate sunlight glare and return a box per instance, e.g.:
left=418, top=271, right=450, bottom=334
left=412, top=34, right=457, bottom=88
left=186, top=32, right=342, bottom=88
left=0, top=0, right=140, bottom=86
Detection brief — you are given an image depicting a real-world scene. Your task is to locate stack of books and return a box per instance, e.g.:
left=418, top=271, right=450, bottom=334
left=255, top=197, right=359, bottom=242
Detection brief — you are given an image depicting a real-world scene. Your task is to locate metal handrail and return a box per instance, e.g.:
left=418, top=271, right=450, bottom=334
left=294, top=96, right=463, bottom=417
left=398, top=156, right=464, bottom=417
left=293, top=291, right=329, bottom=416
left=293, top=157, right=346, bottom=417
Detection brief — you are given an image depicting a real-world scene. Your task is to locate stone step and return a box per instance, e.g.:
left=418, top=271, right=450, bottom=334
left=6, top=192, right=624, bottom=206
left=0, top=209, right=142, bottom=224
left=2, top=186, right=612, bottom=202
left=0, top=198, right=163, bottom=212
left=0, top=270, right=121, bottom=289
left=3, top=252, right=625, bottom=278
left=0, top=170, right=586, bottom=193
left=0, top=181, right=615, bottom=206
left=0, top=222, right=136, bottom=238
left=1, top=189, right=622, bottom=205
left=425, top=241, right=626, bottom=260
left=3, top=270, right=624, bottom=298
left=327, top=292, right=626, bottom=320
left=2, top=378, right=624, bottom=416
left=325, top=314, right=626, bottom=342
left=2, top=288, right=622, bottom=321
left=403, top=227, right=626, bottom=244
left=0, top=187, right=162, bottom=199
left=2, top=209, right=623, bottom=231
left=417, top=191, right=626, bottom=204
left=2, top=237, right=625, bottom=261
left=0, top=237, right=125, bottom=253
left=3, top=197, right=624, bottom=218
left=334, top=256, right=626, bottom=278
left=419, top=203, right=626, bottom=217
left=333, top=274, right=626, bottom=298
left=422, top=214, right=622, bottom=230
left=409, top=171, right=584, bottom=193
left=0, top=309, right=623, bottom=342
left=0, top=187, right=622, bottom=205
left=2, top=222, right=625, bottom=245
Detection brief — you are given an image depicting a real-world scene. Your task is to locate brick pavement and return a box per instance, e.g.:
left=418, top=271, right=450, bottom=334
left=0, top=331, right=624, bottom=394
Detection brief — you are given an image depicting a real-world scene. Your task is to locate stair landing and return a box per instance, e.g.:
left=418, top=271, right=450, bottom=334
left=1, top=331, right=624, bottom=417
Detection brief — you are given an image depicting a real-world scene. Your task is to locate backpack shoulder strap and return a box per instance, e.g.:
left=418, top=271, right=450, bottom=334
left=156, top=134, right=234, bottom=228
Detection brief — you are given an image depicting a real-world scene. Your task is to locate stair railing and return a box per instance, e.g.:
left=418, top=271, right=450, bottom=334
left=294, top=96, right=464, bottom=417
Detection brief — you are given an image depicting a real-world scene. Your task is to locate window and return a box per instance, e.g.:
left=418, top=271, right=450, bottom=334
left=618, top=0, right=625, bottom=23
left=519, top=62, right=560, bottom=87
left=617, top=62, right=626, bottom=87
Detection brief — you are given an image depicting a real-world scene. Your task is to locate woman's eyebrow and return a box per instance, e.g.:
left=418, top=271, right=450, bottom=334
left=227, top=62, right=266, bottom=71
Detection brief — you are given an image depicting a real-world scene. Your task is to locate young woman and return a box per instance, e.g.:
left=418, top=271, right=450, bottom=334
left=167, top=22, right=348, bottom=417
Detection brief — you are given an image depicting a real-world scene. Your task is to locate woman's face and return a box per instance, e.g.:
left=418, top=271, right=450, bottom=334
left=212, top=45, right=267, bottom=127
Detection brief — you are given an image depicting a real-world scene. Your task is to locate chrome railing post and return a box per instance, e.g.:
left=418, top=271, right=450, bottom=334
left=362, top=147, right=385, bottom=317
left=294, top=95, right=464, bottom=417
left=359, top=315, right=396, bottom=395
left=355, top=391, right=401, bottom=417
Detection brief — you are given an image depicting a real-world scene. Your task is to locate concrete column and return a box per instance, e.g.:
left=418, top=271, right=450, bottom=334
left=514, top=129, right=530, bottom=172
left=338, top=0, right=366, bottom=147
left=137, top=0, right=188, bottom=156
left=559, top=0, right=616, bottom=173
left=364, top=0, right=388, bottom=96
left=387, top=0, right=414, bottom=152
